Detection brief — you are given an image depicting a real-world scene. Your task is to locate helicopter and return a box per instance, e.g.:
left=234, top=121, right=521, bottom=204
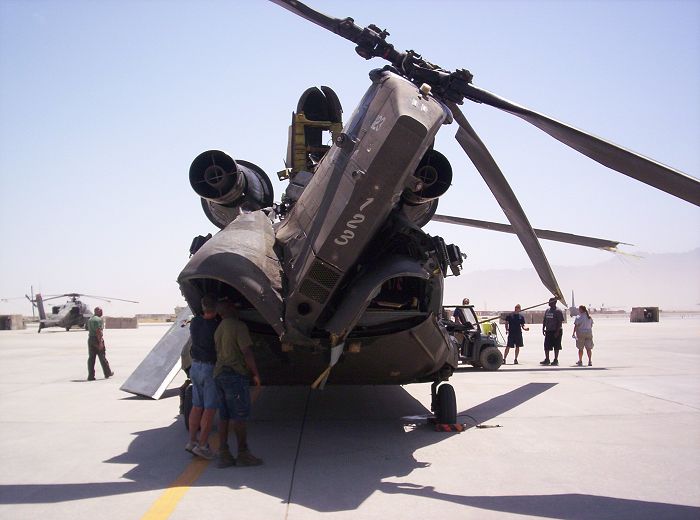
left=26, top=293, right=138, bottom=333
left=134, top=0, right=698, bottom=423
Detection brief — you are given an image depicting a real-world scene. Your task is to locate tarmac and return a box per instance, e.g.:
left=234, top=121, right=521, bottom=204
left=0, top=316, right=698, bottom=519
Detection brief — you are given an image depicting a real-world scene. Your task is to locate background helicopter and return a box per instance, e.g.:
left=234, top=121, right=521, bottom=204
left=158, top=0, right=699, bottom=423
left=26, top=293, right=138, bottom=333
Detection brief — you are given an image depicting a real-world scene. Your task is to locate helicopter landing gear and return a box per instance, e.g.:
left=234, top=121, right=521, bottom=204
left=431, top=381, right=457, bottom=425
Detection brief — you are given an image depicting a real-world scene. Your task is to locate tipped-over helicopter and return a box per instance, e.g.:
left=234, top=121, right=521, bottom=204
left=166, top=0, right=699, bottom=423
left=26, top=293, right=138, bottom=333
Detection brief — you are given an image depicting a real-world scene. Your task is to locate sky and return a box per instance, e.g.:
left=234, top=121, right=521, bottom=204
left=1, top=0, right=699, bottom=316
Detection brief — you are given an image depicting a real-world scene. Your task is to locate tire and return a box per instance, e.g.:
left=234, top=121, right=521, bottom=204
left=479, top=346, right=503, bottom=371
left=182, top=383, right=193, bottom=431
left=436, top=384, right=457, bottom=424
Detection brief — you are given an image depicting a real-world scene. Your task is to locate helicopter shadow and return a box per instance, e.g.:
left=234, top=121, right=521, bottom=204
left=0, top=383, right=695, bottom=518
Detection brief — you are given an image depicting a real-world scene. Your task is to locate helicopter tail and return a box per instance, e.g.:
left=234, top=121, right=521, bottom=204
left=35, top=293, right=47, bottom=320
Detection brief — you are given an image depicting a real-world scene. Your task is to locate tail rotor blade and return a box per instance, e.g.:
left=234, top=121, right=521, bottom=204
left=462, top=84, right=700, bottom=206
left=448, top=102, right=565, bottom=305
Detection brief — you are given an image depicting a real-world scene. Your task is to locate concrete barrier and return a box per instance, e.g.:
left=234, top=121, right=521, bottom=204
left=0, top=315, right=25, bottom=330
left=104, top=317, right=138, bottom=329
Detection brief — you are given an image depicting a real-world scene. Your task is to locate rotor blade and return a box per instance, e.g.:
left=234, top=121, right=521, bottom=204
left=447, top=102, right=566, bottom=305
left=432, top=214, right=628, bottom=251
left=462, top=84, right=700, bottom=206
left=81, top=294, right=139, bottom=303
left=269, top=0, right=362, bottom=43
left=41, top=295, right=66, bottom=302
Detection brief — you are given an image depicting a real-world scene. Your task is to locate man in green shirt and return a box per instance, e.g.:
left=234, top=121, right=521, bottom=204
left=86, top=307, right=113, bottom=381
left=214, top=300, right=262, bottom=467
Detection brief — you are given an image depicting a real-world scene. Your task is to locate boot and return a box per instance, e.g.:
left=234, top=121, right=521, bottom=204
left=217, top=445, right=236, bottom=468
left=237, top=449, right=263, bottom=466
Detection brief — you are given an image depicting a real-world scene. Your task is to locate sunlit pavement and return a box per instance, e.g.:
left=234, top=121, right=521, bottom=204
left=0, top=317, right=698, bottom=519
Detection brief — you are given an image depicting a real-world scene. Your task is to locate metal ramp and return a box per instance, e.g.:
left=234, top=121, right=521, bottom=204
left=120, top=306, right=192, bottom=399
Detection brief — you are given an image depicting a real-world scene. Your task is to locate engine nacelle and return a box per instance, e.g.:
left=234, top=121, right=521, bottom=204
left=189, top=150, right=274, bottom=228
left=401, top=149, right=452, bottom=227
left=403, top=149, right=452, bottom=206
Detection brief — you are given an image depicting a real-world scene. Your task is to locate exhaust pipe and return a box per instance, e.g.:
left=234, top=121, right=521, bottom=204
left=189, top=150, right=274, bottom=228
left=403, top=149, right=452, bottom=205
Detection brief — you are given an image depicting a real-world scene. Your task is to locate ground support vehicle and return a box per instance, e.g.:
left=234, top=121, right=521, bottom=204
left=444, top=306, right=504, bottom=371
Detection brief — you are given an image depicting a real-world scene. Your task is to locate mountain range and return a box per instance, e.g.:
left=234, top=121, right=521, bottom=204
left=444, top=248, right=700, bottom=311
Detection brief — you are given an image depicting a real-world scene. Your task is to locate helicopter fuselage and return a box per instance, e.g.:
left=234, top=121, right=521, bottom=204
left=178, top=70, right=462, bottom=386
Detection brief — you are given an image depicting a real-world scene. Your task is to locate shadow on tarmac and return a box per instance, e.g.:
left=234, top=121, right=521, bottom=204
left=0, top=383, right=697, bottom=519
left=376, top=485, right=700, bottom=520
left=456, top=366, right=608, bottom=373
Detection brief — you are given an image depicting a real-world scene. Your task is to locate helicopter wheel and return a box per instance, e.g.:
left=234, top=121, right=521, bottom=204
left=435, top=383, right=457, bottom=424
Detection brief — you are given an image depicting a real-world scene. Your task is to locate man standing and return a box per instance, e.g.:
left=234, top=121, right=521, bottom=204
left=214, top=299, right=263, bottom=468
left=541, top=297, right=564, bottom=366
left=504, top=304, right=529, bottom=365
left=185, top=294, right=220, bottom=460
left=86, top=307, right=113, bottom=380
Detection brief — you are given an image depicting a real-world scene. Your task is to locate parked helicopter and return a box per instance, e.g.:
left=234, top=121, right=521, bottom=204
left=26, top=293, right=138, bottom=333
left=140, top=0, right=699, bottom=423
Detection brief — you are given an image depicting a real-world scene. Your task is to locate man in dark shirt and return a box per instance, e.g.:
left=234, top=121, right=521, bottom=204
left=504, top=304, right=529, bottom=364
left=86, top=307, right=113, bottom=380
left=452, top=298, right=470, bottom=325
left=185, top=294, right=220, bottom=460
left=541, top=297, right=564, bottom=366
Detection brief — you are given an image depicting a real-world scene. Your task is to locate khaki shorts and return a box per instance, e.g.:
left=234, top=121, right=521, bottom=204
left=576, top=331, right=594, bottom=350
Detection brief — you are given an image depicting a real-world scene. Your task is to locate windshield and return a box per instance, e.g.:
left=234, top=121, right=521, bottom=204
left=449, top=306, right=478, bottom=327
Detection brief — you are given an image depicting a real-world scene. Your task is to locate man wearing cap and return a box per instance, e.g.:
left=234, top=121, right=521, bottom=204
left=86, top=307, right=113, bottom=380
left=541, top=297, right=564, bottom=366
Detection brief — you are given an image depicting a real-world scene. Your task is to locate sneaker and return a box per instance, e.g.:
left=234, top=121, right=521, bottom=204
left=193, top=444, right=215, bottom=460
left=237, top=450, right=263, bottom=466
left=551, top=359, right=559, bottom=366
left=87, top=376, right=96, bottom=381
left=576, top=361, right=582, bottom=366
left=217, top=449, right=236, bottom=469
left=540, top=359, right=550, bottom=366
left=105, top=371, right=114, bottom=378
left=185, top=441, right=197, bottom=454
left=588, top=361, right=593, bottom=367
left=513, top=359, right=519, bottom=365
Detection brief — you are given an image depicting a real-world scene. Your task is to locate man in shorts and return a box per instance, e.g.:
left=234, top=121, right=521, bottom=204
left=541, top=297, right=564, bottom=366
left=185, top=294, right=220, bottom=460
left=214, top=299, right=263, bottom=468
left=573, top=305, right=595, bottom=366
left=504, top=304, right=529, bottom=364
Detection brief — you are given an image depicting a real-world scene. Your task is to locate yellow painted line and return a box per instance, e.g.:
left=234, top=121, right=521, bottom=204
left=141, top=437, right=219, bottom=520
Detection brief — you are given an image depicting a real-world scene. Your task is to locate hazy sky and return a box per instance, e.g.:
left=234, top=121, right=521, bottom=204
left=1, top=0, right=699, bottom=316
